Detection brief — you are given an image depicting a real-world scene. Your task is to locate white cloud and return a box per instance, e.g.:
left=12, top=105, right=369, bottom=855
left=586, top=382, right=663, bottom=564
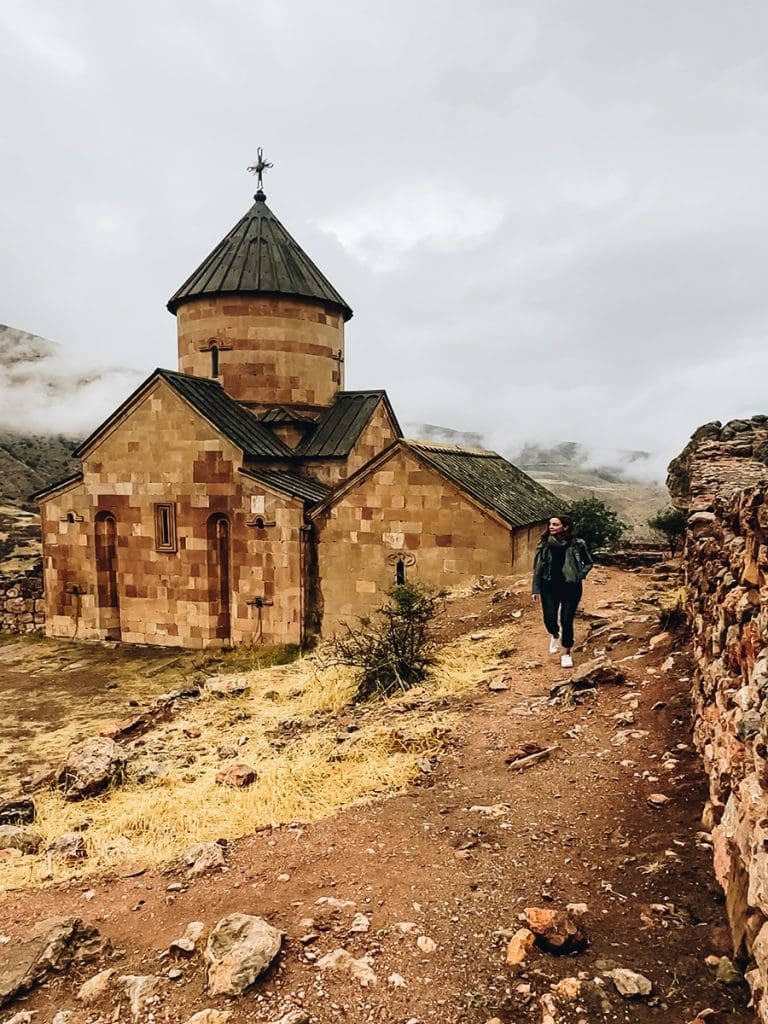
left=318, top=187, right=505, bottom=271
left=0, top=4, right=86, bottom=76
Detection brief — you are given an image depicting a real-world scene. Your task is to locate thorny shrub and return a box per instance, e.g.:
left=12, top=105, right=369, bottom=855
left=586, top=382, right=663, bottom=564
left=328, top=583, right=445, bottom=701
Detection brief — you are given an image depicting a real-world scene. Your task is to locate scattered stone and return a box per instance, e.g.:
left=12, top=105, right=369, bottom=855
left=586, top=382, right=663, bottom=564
left=180, top=841, right=226, bottom=877
left=0, top=825, right=42, bottom=855
left=388, top=973, right=407, bottom=988
left=215, top=763, right=257, bottom=788
left=78, top=968, right=117, bottom=1003
left=52, top=1013, right=76, bottom=1024
left=57, top=737, right=128, bottom=800
left=181, top=1012, right=231, bottom=1024
left=523, top=907, right=587, bottom=954
left=416, top=935, right=437, bottom=954
left=488, top=677, right=510, bottom=692
left=647, top=793, right=671, bottom=808
left=552, top=976, right=582, bottom=1000
left=715, top=956, right=742, bottom=986
left=169, top=921, right=205, bottom=956
left=505, top=928, right=535, bottom=965
left=649, top=631, right=672, bottom=648
left=316, top=948, right=377, bottom=987
left=570, top=657, right=626, bottom=687
left=205, top=675, right=250, bottom=697
left=0, top=798, right=35, bottom=826
left=0, top=917, right=99, bottom=1008
left=349, top=912, right=370, bottom=933
left=607, top=967, right=653, bottom=998
left=315, top=896, right=356, bottom=909
left=205, top=913, right=282, bottom=996
left=183, top=726, right=202, bottom=738
left=269, top=1011, right=310, bottom=1024
left=118, top=975, right=161, bottom=1018
left=217, top=745, right=238, bottom=760
left=4, top=1012, right=35, bottom=1024
left=46, top=833, right=87, bottom=861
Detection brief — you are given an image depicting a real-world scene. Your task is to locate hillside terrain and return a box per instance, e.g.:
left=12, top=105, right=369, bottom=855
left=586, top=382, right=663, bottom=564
left=0, top=565, right=750, bottom=1023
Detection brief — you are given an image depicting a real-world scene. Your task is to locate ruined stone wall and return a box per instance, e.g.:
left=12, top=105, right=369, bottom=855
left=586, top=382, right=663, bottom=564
left=670, top=416, right=768, bottom=1017
left=0, top=568, right=44, bottom=634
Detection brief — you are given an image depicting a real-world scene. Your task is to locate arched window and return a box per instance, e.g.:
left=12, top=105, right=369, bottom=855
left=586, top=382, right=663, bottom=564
left=395, top=558, right=406, bottom=585
left=210, top=344, right=220, bottom=378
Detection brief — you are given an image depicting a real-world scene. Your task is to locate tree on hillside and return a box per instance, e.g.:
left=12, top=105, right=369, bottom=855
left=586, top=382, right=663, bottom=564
left=570, top=496, right=627, bottom=552
left=648, top=506, right=687, bottom=556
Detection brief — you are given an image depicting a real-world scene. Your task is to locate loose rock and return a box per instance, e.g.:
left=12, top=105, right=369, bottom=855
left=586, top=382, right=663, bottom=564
left=169, top=921, right=205, bottom=955
left=316, top=948, right=377, bottom=987
left=57, top=737, right=128, bottom=800
left=607, top=967, right=653, bottom=998
left=78, top=967, right=116, bottom=1003
left=0, top=917, right=99, bottom=1009
left=215, top=764, right=257, bottom=788
left=118, top=975, right=161, bottom=1018
left=181, top=1012, right=232, bottom=1024
left=179, top=841, right=225, bottom=877
left=0, top=825, right=42, bottom=855
left=46, top=833, right=87, bottom=861
left=524, top=907, right=587, bottom=954
left=505, top=927, right=535, bottom=965
left=205, top=913, right=282, bottom=996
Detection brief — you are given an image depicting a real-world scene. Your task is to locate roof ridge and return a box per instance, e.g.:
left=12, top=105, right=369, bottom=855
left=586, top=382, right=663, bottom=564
left=406, top=439, right=498, bottom=456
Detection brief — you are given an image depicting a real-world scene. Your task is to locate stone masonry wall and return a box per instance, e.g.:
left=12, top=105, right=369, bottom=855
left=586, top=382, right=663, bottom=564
left=0, top=568, right=44, bottom=634
left=669, top=416, right=768, bottom=1017
left=315, top=445, right=542, bottom=636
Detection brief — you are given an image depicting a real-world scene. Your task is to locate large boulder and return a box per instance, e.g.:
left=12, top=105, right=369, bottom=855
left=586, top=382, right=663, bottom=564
left=57, top=737, right=128, bottom=800
left=205, top=914, right=282, bottom=996
left=0, top=917, right=99, bottom=1008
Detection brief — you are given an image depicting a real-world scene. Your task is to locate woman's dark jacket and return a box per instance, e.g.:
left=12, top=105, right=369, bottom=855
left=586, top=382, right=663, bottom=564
left=531, top=536, right=594, bottom=595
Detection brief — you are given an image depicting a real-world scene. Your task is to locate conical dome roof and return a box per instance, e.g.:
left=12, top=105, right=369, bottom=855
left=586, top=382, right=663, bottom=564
left=167, top=191, right=353, bottom=320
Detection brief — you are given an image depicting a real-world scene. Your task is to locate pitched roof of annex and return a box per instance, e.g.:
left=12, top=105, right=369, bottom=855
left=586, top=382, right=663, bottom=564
left=309, top=439, right=566, bottom=528
left=73, top=369, right=293, bottom=460
left=297, top=391, right=401, bottom=458
left=167, top=191, right=353, bottom=321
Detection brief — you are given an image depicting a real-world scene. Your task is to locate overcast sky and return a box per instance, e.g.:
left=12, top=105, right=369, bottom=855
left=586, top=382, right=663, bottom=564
left=1, top=0, right=767, bottom=474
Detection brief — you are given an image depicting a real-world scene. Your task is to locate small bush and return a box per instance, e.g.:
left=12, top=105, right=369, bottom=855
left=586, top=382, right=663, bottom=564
left=328, top=583, right=444, bottom=701
left=570, top=496, right=627, bottom=552
left=648, top=506, right=687, bottom=556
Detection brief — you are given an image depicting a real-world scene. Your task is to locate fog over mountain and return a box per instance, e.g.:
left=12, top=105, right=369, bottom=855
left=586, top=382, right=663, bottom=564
left=0, top=325, right=144, bottom=435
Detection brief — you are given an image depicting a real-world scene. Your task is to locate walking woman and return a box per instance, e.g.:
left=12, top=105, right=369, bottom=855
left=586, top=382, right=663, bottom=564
left=531, top=514, right=593, bottom=669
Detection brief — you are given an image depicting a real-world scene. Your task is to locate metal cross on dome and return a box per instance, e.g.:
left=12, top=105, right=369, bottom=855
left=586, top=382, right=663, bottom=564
left=247, top=148, right=273, bottom=192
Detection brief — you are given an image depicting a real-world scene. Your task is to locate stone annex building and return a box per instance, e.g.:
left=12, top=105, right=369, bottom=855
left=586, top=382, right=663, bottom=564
left=35, top=175, right=564, bottom=648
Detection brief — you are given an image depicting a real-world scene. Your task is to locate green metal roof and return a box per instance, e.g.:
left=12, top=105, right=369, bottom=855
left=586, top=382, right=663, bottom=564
left=167, top=191, right=353, bottom=320
left=298, top=391, right=400, bottom=458
left=407, top=441, right=567, bottom=528
left=74, top=369, right=293, bottom=460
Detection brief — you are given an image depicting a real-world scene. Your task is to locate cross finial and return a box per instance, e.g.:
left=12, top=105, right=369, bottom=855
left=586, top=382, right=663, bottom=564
left=247, top=147, right=273, bottom=197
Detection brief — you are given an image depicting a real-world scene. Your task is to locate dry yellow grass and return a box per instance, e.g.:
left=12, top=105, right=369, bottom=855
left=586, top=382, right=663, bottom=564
left=0, top=621, right=520, bottom=891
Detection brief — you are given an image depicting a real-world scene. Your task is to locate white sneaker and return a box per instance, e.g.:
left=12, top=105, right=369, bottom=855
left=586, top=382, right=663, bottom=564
left=549, top=636, right=560, bottom=655
left=560, top=654, right=573, bottom=669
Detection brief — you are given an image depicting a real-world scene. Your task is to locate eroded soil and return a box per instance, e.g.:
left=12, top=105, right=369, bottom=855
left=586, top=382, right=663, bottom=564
left=0, top=565, right=753, bottom=1023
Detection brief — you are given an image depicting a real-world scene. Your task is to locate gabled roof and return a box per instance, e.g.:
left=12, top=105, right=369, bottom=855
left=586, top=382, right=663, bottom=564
left=297, top=391, right=402, bottom=458
left=74, top=369, right=293, bottom=459
left=167, top=191, right=353, bottom=321
left=239, top=468, right=330, bottom=505
left=31, top=470, right=84, bottom=503
left=256, top=406, right=317, bottom=426
left=407, top=441, right=567, bottom=528
left=310, top=439, right=566, bottom=528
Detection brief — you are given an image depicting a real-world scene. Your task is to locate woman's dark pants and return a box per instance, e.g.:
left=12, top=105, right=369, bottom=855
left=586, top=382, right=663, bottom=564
left=539, top=581, right=582, bottom=650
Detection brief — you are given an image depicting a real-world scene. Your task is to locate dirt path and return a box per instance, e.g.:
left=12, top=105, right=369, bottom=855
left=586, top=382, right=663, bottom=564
left=0, top=566, right=753, bottom=1024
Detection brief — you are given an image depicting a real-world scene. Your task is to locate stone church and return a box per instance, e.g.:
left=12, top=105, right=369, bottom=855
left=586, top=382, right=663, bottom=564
left=35, top=170, right=564, bottom=648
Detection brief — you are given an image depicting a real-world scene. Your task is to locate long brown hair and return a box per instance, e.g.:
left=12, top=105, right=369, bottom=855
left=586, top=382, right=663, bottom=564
left=540, top=514, right=575, bottom=541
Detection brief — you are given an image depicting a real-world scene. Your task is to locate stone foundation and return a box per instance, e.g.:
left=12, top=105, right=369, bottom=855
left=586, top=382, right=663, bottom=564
left=670, top=417, right=768, bottom=1015
left=0, top=568, right=45, bottom=634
